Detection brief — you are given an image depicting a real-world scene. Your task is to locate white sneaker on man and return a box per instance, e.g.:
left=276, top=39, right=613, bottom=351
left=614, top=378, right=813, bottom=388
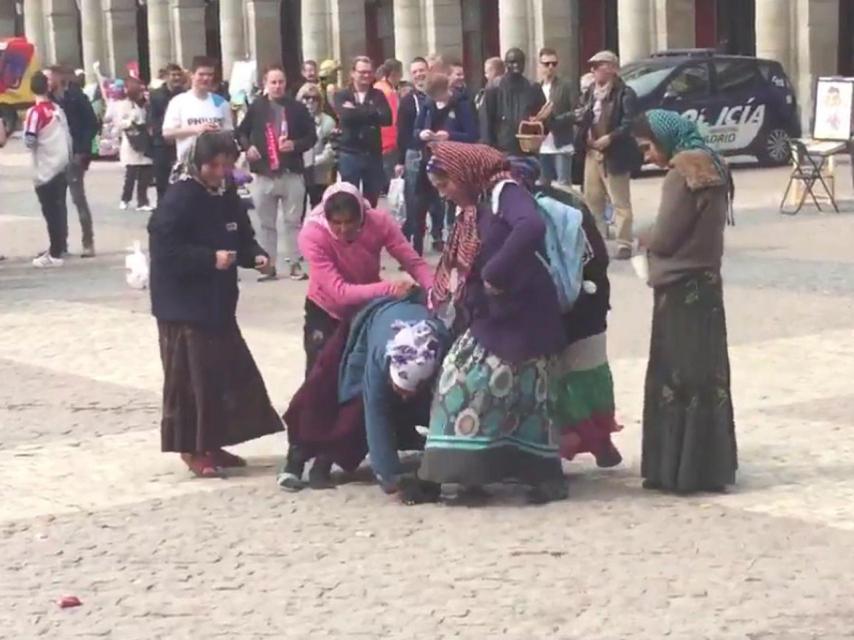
left=136, top=204, right=154, bottom=212
left=32, top=253, right=64, bottom=268
left=119, top=201, right=129, bottom=211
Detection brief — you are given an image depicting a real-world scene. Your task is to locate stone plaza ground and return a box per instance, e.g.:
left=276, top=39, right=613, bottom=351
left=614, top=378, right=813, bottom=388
left=1, top=138, right=854, bottom=639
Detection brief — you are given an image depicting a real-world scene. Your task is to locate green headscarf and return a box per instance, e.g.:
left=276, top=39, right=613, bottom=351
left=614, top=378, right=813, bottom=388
left=645, top=108, right=726, bottom=179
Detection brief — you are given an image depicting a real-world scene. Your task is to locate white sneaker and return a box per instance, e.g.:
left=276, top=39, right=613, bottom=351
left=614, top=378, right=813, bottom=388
left=32, top=253, right=64, bottom=268
left=136, top=204, right=154, bottom=212
left=119, top=201, right=129, bottom=211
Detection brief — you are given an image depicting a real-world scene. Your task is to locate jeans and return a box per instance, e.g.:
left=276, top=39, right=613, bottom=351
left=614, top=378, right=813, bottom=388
left=152, top=145, right=176, bottom=202
left=382, top=151, right=397, bottom=194
left=540, top=153, right=573, bottom=186
left=252, top=172, right=307, bottom=267
left=121, top=165, right=153, bottom=206
left=402, top=149, right=444, bottom=255
left=67, top=157, right=94, bottom=249
left=338, top=151, right=385, bottom=208
left=35, top=172, right=69, bottom=258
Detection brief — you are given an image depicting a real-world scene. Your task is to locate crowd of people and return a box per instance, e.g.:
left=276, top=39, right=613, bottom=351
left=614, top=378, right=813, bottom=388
left=19, top=46, right=740, bottom=503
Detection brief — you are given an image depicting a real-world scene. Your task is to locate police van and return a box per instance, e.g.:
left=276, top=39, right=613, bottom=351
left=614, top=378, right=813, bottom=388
left=622, top=49, right=801, bottom=166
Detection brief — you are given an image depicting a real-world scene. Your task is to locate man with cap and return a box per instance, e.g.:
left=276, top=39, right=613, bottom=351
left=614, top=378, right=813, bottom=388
left=575, top=50, right=642, bottom=260
left=478, top=48, right=546, bottom=155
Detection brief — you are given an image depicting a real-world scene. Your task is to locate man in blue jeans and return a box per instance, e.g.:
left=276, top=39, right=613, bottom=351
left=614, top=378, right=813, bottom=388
left=333, top=56, right=392, bottom=207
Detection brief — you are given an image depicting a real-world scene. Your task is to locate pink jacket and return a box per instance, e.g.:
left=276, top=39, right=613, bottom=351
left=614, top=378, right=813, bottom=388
left=299, top=183, right=434, bottom=320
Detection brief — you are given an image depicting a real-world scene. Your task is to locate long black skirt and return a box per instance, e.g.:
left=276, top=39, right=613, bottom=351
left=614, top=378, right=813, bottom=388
left=158, top=320, right=283, bottom=453
left=641, top=271, right=737, bottom=492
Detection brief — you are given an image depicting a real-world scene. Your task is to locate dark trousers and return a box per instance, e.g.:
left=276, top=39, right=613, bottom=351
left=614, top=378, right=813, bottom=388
left=152, top=145, right=176, bottom=202
left=303, top=298, right=341, bottom=378
left=35, top=172, right=69, bottom=258
left=122, top=165, right=153, bottom=206
left=307, top=183, right=329, bottom=208
left=337, top=151, right=385, bottom=208
left=67, top=157, right=94, bottom=249
left=402, top=149, right=444, bottom=255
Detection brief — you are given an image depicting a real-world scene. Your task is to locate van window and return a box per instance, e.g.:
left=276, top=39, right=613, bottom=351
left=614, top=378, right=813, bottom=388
left=622, top=62, right=676, bottom=98
left=664, top=64, right=711, bottom=99
left=715, top=60, right=761, bottom=92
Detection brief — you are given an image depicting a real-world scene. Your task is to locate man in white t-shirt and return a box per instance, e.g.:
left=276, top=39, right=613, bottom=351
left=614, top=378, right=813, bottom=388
left=162, top=56, right=233, bottom=162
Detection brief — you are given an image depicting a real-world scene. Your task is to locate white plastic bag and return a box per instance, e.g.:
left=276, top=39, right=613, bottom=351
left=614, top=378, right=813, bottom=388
left=387, top=177, right=406, bottom=226
left=125, top=240, right=149, bottom=290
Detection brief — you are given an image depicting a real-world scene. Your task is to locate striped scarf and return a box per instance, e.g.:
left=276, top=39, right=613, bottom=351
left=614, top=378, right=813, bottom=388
left=426, top=142, right=513, bottom=310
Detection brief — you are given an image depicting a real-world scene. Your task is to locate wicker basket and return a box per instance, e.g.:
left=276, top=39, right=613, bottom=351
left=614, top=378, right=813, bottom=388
left=516, top=120, right=545, bottom=154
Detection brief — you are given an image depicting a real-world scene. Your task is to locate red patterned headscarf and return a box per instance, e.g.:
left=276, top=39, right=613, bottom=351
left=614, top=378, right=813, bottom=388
left=426, top=142, right=513, bottom=310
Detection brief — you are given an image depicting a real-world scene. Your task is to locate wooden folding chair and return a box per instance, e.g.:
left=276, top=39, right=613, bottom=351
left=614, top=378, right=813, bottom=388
left=779, top=139, right=840, bottom=215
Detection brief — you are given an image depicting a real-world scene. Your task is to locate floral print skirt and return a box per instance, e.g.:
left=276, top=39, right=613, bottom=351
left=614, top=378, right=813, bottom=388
left=642, top=271, right=737, bottom=492
left=419, top=331, right=564, bottom=487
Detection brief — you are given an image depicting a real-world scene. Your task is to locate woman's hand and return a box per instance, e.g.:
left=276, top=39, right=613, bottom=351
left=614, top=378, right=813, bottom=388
left=246, top=145, right=262, bottom=162
left=418, top=130, right=434, bottom=142
left=254, top=255, right=273, bottom=274
left=484, top=281, right=502, bottom=296
left=390, top=280, right=414, bottom=298
left=215, top=250, right=237, bottom=270
left=433, top=131, right=450, bottom=142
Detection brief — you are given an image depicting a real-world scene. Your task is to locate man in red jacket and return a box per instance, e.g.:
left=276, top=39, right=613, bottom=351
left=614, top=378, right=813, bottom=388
left=374, top=59, right=402, bottom=193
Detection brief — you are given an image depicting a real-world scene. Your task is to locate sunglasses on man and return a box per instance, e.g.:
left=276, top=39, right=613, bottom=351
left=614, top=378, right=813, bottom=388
left=540, top=60, right=558, bottom=68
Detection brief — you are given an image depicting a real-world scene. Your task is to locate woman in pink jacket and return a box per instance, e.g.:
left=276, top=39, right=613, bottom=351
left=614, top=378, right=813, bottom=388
left=289, top=181, right=433, bottom=485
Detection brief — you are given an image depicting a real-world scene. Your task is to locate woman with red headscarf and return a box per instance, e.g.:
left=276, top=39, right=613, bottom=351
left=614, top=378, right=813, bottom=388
left=403, top=142, right=567, bottom=505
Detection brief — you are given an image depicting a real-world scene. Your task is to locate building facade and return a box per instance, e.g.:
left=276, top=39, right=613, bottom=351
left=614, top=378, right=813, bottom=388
left=4, top=0, right=853, bottom=129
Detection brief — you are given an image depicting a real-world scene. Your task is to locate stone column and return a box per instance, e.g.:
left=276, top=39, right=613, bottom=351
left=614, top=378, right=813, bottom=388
left=23, top=0, right=47, bottom=64
left=79, top=0, right=103, bottom=83
left=170, top=0, right=206, bottom=69
left=219, top=0, right=245, bottom=82
left=0, top=2, right=16, bottom=37
left=103, top=0, right=138, bottom=77
left=424, top=0, right=463, bottom=60
left=44, top=0, right=82, bottom=66
left=246, top=0, right=282, bottom=82
left=534, top=0, right=580, bottom=89
left=793, top=0, right=840, bottom=134
left=331, top=0, right=367, bottom=74
left=499, top=0, right=531, bottom=62
left=393, top=0, right=426, bottom=72
left=147, top=0, right=172, bottom=75
left=302, top=0, right=331, bottom=63
left=755, top=0, right=793, bottom=74
left=655, top=0, right=695, bottom=50
left=617, top=0, right=653, bottom=63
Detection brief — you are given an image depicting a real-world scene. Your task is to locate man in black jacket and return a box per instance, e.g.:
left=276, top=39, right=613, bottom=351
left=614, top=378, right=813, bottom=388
left=575, top=50, right=642, bottom=259
left=536, top=47, right=578, bottom=187
left=46, top=66, right=98, bottom=257
left=237, top=65, right=316, bottom=281
left=479, top=48, right=545, bottom=155
left=333, top=56, right=392, bottom=207
left=149, top=63, right=186, bottom=202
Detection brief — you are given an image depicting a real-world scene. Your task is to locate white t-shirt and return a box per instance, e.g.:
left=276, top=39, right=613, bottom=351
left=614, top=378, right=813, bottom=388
left=163, top=90, right=233, bottom=160
left=542, top=81, right=553, bottom=102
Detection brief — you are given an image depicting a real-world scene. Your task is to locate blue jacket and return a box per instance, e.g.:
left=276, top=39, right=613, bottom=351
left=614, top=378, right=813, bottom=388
left=148, top=180, right=266, bottom=329
left=413, top=92, right=479, bottom=150
left=338, top=293, right=451, bottom=485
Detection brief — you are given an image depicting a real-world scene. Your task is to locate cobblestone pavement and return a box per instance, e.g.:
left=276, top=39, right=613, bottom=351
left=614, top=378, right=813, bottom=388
left=2, top=138, right=854, bottom=639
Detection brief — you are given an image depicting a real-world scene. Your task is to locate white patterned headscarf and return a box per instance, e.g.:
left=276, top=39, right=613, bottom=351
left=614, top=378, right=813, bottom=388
left=386, top=320, right=442, bottom=392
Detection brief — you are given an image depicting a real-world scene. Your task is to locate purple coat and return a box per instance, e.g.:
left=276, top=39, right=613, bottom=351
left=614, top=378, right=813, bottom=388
left=462, top=182, right=566, bottom=364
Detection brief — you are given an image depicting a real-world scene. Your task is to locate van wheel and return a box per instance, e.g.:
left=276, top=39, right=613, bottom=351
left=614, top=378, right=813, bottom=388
left=0, top=106, right=18, bottom=134
left=757, top=128, right=791, bottom=166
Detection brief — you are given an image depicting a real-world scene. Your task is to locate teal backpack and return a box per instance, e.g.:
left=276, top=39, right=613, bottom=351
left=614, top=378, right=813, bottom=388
left=492, top=181, right=588, bottom=312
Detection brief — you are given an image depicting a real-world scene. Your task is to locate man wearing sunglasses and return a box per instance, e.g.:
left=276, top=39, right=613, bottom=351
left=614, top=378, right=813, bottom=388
left=537, top=48, right=578, bottom=187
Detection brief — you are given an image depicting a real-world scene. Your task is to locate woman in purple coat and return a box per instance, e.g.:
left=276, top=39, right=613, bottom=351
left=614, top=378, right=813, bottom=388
left=403, top=142, right=567, bottom=505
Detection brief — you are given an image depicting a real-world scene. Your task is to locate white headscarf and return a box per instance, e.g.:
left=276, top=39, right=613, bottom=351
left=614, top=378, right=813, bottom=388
left=386, top=320, right=442, bottom=392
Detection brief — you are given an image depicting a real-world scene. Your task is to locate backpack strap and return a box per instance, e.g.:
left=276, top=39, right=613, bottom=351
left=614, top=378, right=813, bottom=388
left=490, top=179, right=517, bottom=214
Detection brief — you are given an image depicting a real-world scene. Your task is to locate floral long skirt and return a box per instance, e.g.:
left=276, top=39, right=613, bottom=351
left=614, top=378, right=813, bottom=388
left=642, top=271, right=737, bottom=492
left=550, top=331, right=622, bottom=461
left=419, top=331, right=564, bottom=487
